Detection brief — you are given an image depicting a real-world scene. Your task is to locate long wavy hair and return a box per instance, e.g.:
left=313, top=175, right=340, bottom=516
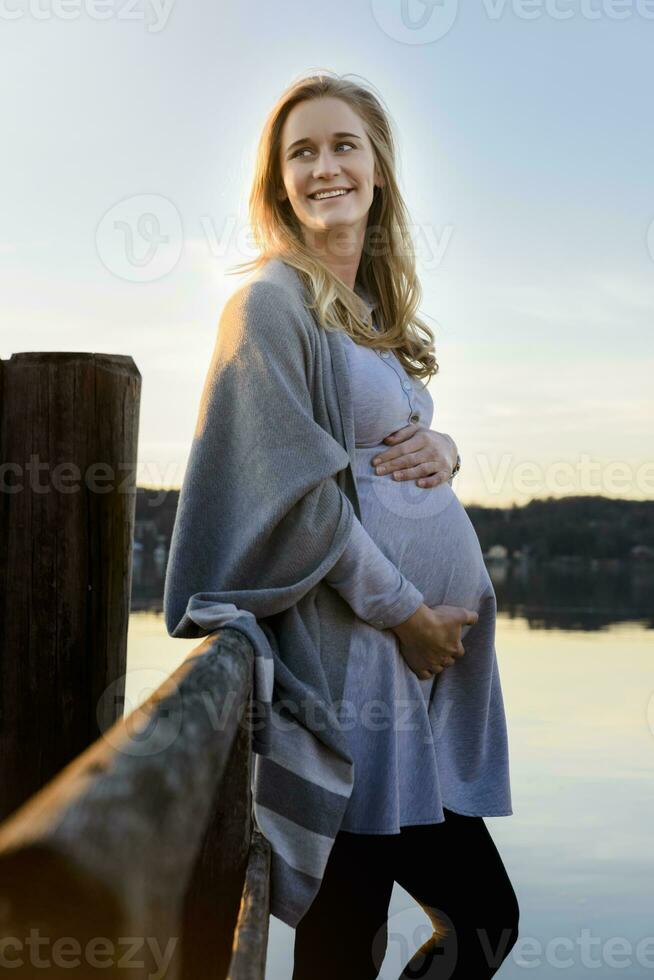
left=228, top=71, right=439, bottom=382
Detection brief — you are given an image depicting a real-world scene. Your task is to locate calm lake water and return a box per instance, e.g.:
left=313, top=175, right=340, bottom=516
left=127, top=571, right=653, bottom=979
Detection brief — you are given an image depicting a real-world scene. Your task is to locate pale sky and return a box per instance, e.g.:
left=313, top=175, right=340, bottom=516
left=1, top=0, right=652, bottom=506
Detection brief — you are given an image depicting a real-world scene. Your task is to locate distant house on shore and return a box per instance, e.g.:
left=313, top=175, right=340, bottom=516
left=630, top=544, right=654, bottom=561
left=485, top=544, right=509, bottom=561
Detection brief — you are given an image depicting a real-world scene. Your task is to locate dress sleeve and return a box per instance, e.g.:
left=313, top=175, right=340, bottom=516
left=323, top=514, right=424, bottom=630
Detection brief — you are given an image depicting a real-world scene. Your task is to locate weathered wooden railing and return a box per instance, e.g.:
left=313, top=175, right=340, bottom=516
left=0, top=628, right=271, bottom=979
left=0, top=353, right=271, bottom=978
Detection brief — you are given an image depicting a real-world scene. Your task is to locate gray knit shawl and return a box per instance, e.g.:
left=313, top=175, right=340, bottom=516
left=164, top=257, right=371, bottom=927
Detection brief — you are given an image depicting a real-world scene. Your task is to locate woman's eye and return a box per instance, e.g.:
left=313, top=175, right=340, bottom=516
left=292, top=142, right=354, bottom=159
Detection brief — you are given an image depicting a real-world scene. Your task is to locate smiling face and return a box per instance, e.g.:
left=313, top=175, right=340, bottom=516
left=277, top=96, right=384, bottom=244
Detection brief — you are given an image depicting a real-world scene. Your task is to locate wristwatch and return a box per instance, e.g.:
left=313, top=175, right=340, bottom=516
left=450, top=453, right=461, bottom=478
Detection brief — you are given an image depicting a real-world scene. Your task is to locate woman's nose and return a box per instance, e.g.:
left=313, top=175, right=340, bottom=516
left=312, top=153, right=341, bottom=178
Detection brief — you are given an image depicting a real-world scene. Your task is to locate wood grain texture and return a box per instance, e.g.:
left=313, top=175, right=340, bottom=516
left=0, top=352, right=141, bottom=821
left=0, top=628, right=261, bottom=978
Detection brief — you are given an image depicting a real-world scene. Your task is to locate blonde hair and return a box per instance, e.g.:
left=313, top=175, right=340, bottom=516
left=228, top=71, right=439, bottom=382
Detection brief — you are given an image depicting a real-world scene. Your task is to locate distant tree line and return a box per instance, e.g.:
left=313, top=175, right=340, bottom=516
left=135, top=489, right=654, bottom=563
left=465, top=495, right=654, bottom=560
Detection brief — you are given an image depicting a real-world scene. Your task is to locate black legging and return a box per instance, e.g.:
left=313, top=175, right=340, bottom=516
left=292, top=808, right=520, bottom=979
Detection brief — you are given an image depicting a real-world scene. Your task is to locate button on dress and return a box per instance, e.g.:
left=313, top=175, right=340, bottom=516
left=333, top=317, right=513, bottom=834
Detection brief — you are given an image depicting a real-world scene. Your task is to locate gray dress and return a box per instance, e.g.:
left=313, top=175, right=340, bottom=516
left=322, top=323, right=513, bottom=834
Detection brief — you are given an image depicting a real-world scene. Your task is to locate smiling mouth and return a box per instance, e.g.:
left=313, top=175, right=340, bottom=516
left=308, top=189, right=354, bottom=201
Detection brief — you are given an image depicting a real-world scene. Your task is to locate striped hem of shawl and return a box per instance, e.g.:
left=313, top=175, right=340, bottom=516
left=252, top=744, right=353, bottom=928
left=254, top=802, right=346, bottom=929
left=183, top=600, right=356, bottom=926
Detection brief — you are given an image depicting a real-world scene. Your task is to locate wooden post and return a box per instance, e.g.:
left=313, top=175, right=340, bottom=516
left=0, top=352, right=141, bottom=822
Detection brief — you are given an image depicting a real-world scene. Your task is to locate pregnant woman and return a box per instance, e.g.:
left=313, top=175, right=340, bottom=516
left=164, top=72, right=519, bottom=978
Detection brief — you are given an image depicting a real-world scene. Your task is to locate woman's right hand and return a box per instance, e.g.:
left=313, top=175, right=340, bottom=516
left=390, top=603, right=479, bottom=680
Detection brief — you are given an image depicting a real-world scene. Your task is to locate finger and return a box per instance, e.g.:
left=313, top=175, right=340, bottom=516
left=416, top=468, right=451, bottom=488
left=390, top=459, right=439, bottom=481
left=457, top=607, right=479, bottom=626
left=384, top=424, right=421, bottom=444
left=389, top=448, right=452, bottom=477
left=371, top=449, right=401, bottom=468
left=373, top=446, right=422, bottom=470
left=381, top=431, right=424, bottom=454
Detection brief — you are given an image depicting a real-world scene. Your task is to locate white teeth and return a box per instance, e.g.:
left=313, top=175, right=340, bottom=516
left=311, top=189, right=350, bottom=200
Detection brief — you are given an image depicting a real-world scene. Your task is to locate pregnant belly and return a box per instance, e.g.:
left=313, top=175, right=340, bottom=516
left=355, top=459, right=492, bottom=613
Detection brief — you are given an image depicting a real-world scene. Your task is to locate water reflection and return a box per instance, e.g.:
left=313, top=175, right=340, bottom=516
left=489, top=560, right=654, bottom=630
left=134, top=564, right=654, bottom=632
left=127, top=592, right=654, bottom=980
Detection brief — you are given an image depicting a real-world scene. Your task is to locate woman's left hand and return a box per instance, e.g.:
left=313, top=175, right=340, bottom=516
left=370, top=424, right=458, bottom=488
